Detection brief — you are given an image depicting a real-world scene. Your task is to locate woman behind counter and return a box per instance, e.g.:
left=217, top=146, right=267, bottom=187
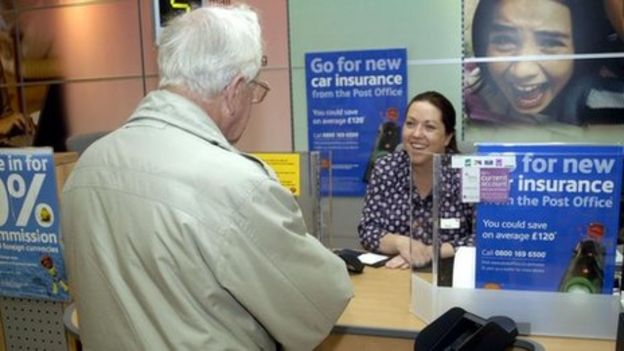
left=358, top=91, right=474, bottom=269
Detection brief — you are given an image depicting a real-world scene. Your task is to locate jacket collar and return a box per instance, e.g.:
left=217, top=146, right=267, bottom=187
left=125, top=89, right=277, bottom=179
left=126, top=89, right=235, bottom=153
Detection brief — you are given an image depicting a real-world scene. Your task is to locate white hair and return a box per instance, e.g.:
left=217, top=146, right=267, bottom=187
left=157, top=5, right=262, bottom=97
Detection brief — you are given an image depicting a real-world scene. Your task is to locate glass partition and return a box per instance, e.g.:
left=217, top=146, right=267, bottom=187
left=411, top=144, right=623, bottom=339
left=251, top=151, right=333, bottom=246
left=298, top=150, right=333, bottom=247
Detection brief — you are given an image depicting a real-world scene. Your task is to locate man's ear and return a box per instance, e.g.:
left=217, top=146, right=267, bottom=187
left=222, top=75, right=246, bottom=117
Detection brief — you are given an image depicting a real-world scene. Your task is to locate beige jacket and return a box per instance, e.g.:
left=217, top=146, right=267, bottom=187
left=62, top=90, right=353, bottom=351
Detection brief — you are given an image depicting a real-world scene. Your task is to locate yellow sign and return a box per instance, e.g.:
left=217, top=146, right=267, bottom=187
left=252, top=153, right=301, bottom=196
left=169, top=0, right=191, bottom=12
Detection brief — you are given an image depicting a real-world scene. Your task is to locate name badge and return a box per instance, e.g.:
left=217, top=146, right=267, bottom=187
left=440, top=218, right=460, bottom=229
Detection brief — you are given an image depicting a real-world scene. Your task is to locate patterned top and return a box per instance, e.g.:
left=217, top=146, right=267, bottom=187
left=358, top=150, right=475, bottom=251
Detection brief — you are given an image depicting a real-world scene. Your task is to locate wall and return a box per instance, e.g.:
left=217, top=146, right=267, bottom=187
left=235, top=0, right=292, bottom=152
left=58, top=0, right=158, bottom=134
left=4, top=0, right=292, bottom=152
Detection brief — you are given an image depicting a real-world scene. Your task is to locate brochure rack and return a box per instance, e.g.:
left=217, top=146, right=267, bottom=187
left=0, top=150, right=76, bottom=350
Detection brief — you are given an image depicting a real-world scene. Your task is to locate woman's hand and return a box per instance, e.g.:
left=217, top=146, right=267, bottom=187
left=379, top=234, right=433, bottom=268
left=463, top=63, right=482, bottom=94
left=380, top=234, right=413, bottom=269
left=408, top=239, right=433, bottom=268
left=394, top=235, right=432, bottom=267
left=384, top=254, right=410, bottom=269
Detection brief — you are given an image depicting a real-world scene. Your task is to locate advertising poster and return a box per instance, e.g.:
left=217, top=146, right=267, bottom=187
left=0, top=148, right=69, bottom=301
left=462, top=0, right=624, bottom=145
left=474, top=144, right=623, bottom=294
left=305, top=48, right=407, bottom=196
left=463, top=0, right=624, bottom=126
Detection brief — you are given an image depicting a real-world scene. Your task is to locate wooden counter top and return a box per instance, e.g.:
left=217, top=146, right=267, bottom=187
left=336, top=267, right=426, bottom=332
left=319, top=266, right=617, bottom=351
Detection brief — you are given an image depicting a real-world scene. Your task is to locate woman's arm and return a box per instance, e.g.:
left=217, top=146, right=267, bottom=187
left=358, top=159, right=394, bottom=251
left=380, top=234, right=444, bottom=268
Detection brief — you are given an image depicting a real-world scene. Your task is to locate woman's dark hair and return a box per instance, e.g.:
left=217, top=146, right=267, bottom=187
left=407, top=91, right=459, bottom=153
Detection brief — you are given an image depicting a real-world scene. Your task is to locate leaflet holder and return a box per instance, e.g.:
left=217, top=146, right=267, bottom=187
left=414, top=307, right=518, bottom=351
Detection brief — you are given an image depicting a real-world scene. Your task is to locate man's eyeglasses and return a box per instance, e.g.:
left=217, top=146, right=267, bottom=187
left=249, top=79, right=270, bottom=104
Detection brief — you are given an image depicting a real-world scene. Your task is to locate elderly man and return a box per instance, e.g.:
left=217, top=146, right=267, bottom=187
left=61, top=5, right=352, bottom=351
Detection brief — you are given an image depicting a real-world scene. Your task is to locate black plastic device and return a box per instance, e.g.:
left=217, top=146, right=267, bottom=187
left=334, top=249, right=364, bottom=274
left=617, top=312, right=624, bottom=351
left=414, top=307, right=518, bottom=351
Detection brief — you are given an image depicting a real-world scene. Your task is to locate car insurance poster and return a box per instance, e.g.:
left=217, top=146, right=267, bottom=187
left=0, top=148, right=69, bottom=301
left=474, top=144, right=623, bottom=294
left=305, top=48, right=407, bottom=196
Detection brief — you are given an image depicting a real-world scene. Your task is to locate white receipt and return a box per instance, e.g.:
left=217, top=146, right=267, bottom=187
left=357, top=252, right=389, bottom=265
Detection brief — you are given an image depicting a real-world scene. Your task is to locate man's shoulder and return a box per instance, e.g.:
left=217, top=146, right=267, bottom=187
left=69, top=128, right=270, bottom=196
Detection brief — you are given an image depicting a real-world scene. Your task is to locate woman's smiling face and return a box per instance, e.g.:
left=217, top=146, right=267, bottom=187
left=401, top=101, right=452, bottom=167
left=486, top=0, right=574, bottom=114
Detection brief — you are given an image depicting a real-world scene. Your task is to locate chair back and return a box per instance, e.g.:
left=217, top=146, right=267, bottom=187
left=65, top=131, right=109, bottom=155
